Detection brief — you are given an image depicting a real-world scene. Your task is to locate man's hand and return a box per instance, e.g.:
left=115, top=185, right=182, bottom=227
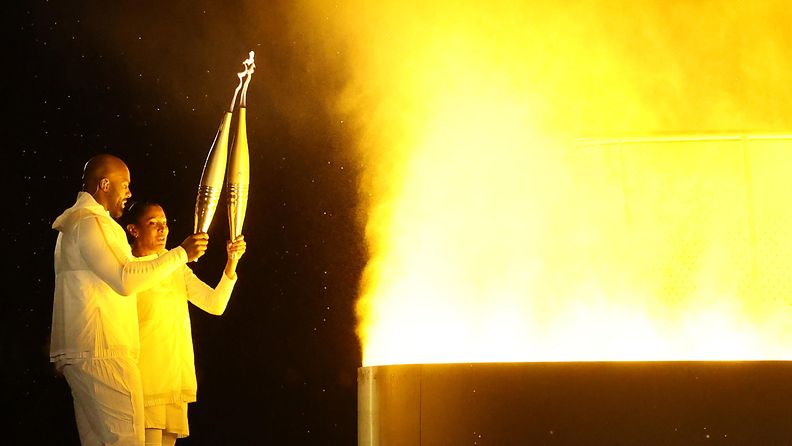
left=180, top=233, right=209, bottom=262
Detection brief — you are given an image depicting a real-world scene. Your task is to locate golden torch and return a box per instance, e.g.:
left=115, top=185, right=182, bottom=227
left=193, top=55, right=251, bottom=235
left=227, top=51, right=255, bottom=250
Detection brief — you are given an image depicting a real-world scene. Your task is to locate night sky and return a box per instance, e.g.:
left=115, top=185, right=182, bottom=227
left=12, top=2, right=792, bottom=446
left=8, top=1, right=364, bottom=444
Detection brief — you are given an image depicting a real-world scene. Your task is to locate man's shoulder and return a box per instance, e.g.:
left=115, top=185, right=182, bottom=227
left=75, top=208, right=114, bottom=225
left=53, top=192, right=110, bottom=232
left=64, top=209, right=122, bottom=237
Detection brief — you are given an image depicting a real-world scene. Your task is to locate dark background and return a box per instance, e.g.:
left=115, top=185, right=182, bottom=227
left=6, top=1, right=364, bottom=444
left=9, top=2, right=792, bottom=446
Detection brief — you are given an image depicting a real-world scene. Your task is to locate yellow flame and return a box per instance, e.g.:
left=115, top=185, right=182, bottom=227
left=302, top=0, right=792, bottom=365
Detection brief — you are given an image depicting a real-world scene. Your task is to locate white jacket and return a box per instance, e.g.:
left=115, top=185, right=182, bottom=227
left=50, top=192, right=188, bottom=366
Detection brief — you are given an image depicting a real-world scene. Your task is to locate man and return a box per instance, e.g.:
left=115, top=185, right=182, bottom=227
left=50, top=154, right=208, bottom=446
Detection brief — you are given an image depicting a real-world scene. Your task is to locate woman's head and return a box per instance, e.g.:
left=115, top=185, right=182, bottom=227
left=120, top=200, right=169, bottom=256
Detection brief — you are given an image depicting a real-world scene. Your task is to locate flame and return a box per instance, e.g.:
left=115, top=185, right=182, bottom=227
left=229, top=51, right=256, bottom=112
left=240, top=51, right=256, bottom=108
left=297, top=1, right=792, bottom=365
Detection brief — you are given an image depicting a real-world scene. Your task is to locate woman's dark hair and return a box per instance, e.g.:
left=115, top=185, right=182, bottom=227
left=118, top=200, right=161, bottom=244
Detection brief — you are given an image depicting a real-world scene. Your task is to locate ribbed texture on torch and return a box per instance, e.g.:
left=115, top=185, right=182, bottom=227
left=194, top=112, right=232, bottom=234
left=227, top=107, right=249, bottom=240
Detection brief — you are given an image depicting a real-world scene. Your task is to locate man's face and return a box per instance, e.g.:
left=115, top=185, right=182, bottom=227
left=105, top=168, right=131, bottom=218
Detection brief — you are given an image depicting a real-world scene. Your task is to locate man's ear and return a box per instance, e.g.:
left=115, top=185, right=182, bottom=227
left=126, top=224, right=137, bottom=238
left=100, top=178, right=109, bottom=191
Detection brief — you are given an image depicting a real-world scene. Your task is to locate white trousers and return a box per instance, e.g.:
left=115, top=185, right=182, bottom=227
left=63, top=357, right=145, bottom=446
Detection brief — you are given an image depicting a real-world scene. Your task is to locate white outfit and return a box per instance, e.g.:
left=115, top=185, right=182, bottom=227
left=50, top=192, right=189, bottom=445
left=135, top=253, right=236, bottom=437
left=62, top=356, right=145, bottom=446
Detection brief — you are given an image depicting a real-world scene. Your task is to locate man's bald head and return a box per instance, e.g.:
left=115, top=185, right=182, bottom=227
left=81, top=154, right=132, bottom=218
left=82, top=154, right=129, bottom=192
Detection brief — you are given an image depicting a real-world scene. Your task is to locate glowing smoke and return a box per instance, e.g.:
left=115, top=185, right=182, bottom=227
left=289, top=0, right=792, bottom=365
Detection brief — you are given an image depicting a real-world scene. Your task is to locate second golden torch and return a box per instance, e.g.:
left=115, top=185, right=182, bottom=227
left=227, top=52, right=255, bottom=248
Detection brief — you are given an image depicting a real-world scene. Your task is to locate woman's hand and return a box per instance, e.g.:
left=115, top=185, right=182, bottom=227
left=224, top=235, right=246, bottom=279
left=227, top=235, right=246, bottom=260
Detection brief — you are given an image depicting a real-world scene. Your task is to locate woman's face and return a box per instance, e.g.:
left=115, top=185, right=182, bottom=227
left=128, top=204, right=169, bottom=255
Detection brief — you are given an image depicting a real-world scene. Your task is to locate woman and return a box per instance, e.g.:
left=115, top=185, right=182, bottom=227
left=121, top=200, right=246, bottom=446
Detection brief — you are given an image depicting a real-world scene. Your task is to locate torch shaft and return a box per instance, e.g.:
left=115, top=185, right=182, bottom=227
left=227, top=106, right=250, bottom=244
left=194, top=111, right=233, bottom=234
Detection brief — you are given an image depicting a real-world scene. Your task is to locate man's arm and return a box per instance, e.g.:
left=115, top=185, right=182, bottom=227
left=78, top=215, right=187, bottom=295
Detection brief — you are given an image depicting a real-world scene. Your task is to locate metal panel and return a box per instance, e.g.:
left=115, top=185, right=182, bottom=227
left=358, top=365, right=422, bottom=446
left=359, top=362, right=792, bottom=445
